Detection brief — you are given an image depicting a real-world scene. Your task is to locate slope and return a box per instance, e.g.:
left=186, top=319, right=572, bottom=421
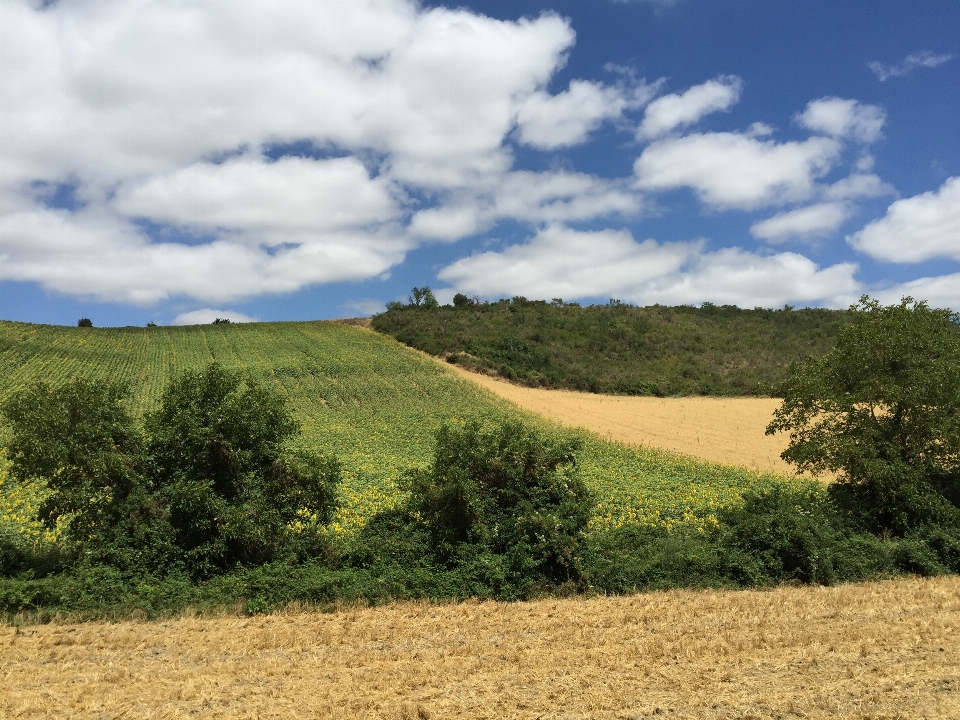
left=0, top=320, right=794, bottom=542
left=373, top=299, right=850, bottom=396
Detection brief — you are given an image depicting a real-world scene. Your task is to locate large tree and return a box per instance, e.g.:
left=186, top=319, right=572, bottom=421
left=767, top=296, right=960, bottom=533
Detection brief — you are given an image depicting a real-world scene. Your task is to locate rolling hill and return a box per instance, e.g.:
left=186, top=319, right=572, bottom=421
left=0, top=319, right=790, bottom=543
left=372, top=299, right=850, bottom=396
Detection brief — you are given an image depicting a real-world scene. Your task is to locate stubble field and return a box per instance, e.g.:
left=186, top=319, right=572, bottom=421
left=447, top=365, right=794, bottom=474
left=2, top=576, right=958, bottom=719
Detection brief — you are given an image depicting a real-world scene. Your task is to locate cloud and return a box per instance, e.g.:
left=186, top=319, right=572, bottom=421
left=824, top=173, right=896, bottom=201
left=637, top=76, right=742, bottom=139
left=113, top=154, right=401, bottom=242
left=634, top=132, right=840, bottom=209
left=847, top=177, right=960, bottom=262
left=172, top=309, right=258, bottom=325
left=409, top=170, right=641, bottom=240
left=0, top=205, right=409, bottom=304
left=751, top=203, right=853, bottom=243
left=516, top=78, right=656, bottom=149
left=438, top=224, right=860, bottom=308
left=340, top=298, right=387, bottom=317
left=1, top=0, right=614, bottom=304
left=869, top=51, right=956, bottom=81
left=867, top=273, right=960, bottom=312
left=795, top=98, right=885, bottom=143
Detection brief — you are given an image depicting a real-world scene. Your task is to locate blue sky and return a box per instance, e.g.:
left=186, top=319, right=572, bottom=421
left=1, top=0, right=958, bottom=326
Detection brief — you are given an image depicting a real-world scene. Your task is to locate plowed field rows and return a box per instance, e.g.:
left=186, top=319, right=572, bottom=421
left=3, top=576, right=958, bottom=719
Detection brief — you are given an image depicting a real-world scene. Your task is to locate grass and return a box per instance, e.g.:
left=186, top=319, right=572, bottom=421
left=0, top=319, right=792, bottom=546
left=372, top=298, right=850, bottom=396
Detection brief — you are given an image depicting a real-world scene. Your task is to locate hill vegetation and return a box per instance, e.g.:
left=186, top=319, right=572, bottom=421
left=372, top=297, right=850, bottom=396
left=0, top=300, right=957, bottom=619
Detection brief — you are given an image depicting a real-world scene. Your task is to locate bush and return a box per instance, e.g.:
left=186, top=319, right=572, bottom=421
left=718, top=484, right=888, bottom=585
left=583, top=525, right=725, bottom=592
left=402, top=418, right=593, bottom=595
left=0, top=379, right=145, bottom=548
left=1, top=364, right=340, bottom=580
left=145, top=364, right=340, bottom=577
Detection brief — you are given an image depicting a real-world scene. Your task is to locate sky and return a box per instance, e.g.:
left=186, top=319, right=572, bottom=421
left=1, top=0, right=958, bottom=327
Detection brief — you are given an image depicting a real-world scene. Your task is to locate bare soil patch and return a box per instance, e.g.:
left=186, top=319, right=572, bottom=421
left=447, top=366, right=796, bottom=474
left=3, top=576, right=958, bottom=719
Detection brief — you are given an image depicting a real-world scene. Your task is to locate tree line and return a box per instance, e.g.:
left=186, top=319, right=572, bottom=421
left=374, top=289, right=855, bottom=396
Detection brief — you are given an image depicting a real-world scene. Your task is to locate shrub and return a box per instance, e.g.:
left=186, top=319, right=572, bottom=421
left=145, top=364, right=340, bottom=576
left=719, top=484, right=868, bottom=585
left=403, top=418, right=592, bottom=593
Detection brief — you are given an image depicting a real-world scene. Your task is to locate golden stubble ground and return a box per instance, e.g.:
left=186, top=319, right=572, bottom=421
left=2, top=576, right=958, bottom=719
left=446, top=366, right=795, bottom=474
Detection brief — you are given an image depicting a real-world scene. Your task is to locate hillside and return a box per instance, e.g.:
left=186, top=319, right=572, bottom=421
left=0, top=320, right=787, bottom=542
left=372, top=299, right=850, bottom=396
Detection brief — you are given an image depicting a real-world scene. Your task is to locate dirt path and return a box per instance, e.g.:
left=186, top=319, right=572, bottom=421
left=3, top=576, right=958, bottom=719
left=448, top=365, right=797, bottom=474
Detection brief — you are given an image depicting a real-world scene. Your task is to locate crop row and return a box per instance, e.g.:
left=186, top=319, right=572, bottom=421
left=0, top=320, right=792, bottom=545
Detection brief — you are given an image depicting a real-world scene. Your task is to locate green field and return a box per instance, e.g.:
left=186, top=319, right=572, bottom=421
left=0, top=320, right=797, bottom=547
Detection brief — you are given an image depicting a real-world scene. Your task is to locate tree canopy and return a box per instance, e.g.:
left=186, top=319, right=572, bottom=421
left=768, top=296, right=960, bottom=532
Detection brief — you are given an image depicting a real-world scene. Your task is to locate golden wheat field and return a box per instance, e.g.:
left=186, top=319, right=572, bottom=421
left=2, top=575, right=958, bottom=719
left=446, top=365, right=795, bottom=474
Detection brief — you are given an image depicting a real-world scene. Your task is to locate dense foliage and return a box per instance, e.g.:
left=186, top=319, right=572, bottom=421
left=372, top=296, right=849, bottom=396
left=1, top=302, right=958, bottom=619
left=1, top=365, right=341, bottom=579
left=404, top=419, right=592, bottom=590
left=769, top=296, right=960, bottom=534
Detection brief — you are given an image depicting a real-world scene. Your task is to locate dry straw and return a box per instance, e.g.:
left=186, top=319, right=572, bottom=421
left=3, top=576, right=958, bottom=718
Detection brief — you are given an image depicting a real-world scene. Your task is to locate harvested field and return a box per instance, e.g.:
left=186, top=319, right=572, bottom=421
left=448, top=365, right=796, bottom=474
left=2, top=576, right=958, bottom=719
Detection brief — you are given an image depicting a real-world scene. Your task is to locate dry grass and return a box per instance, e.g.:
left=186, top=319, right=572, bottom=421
left=447, top=366, right=796, bottom=474
left=2, top=576, right=958, bottom=719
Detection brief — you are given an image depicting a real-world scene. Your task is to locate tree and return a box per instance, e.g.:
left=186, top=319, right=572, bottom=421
left=452, top=293, right=475, bottom=308
left=77, top=318, right=93, bottom=327
left=405, top=418, right=592, bottom=586
left=0, top=379, right=152, bottom=560
left=767, top=296, right=960, bottom=533
left=408, top=286, right=439, bottom=309
left=144, top=363, right=339, bottom=575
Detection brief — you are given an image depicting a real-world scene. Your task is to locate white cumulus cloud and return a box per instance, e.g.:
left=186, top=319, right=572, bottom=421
left=867, top=273, right=960, bottom=311
left=409, top=170, right=641, bottom=241
left=634, top=132, right=840, bottom=210
left=795, top=98, right=886, bottom=144
left=0, top=0, right=657, bottom=305
left=438, top=224, right=860, bottom=308
left=516, top=78, right=657, bottom=149
left=637, top=76, right=742, bottom=139
left=847, top=177, right=960, bottom=262
left=112, top=155, right=401, bottom=243
left=751, top=203, right=853, bottom=243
